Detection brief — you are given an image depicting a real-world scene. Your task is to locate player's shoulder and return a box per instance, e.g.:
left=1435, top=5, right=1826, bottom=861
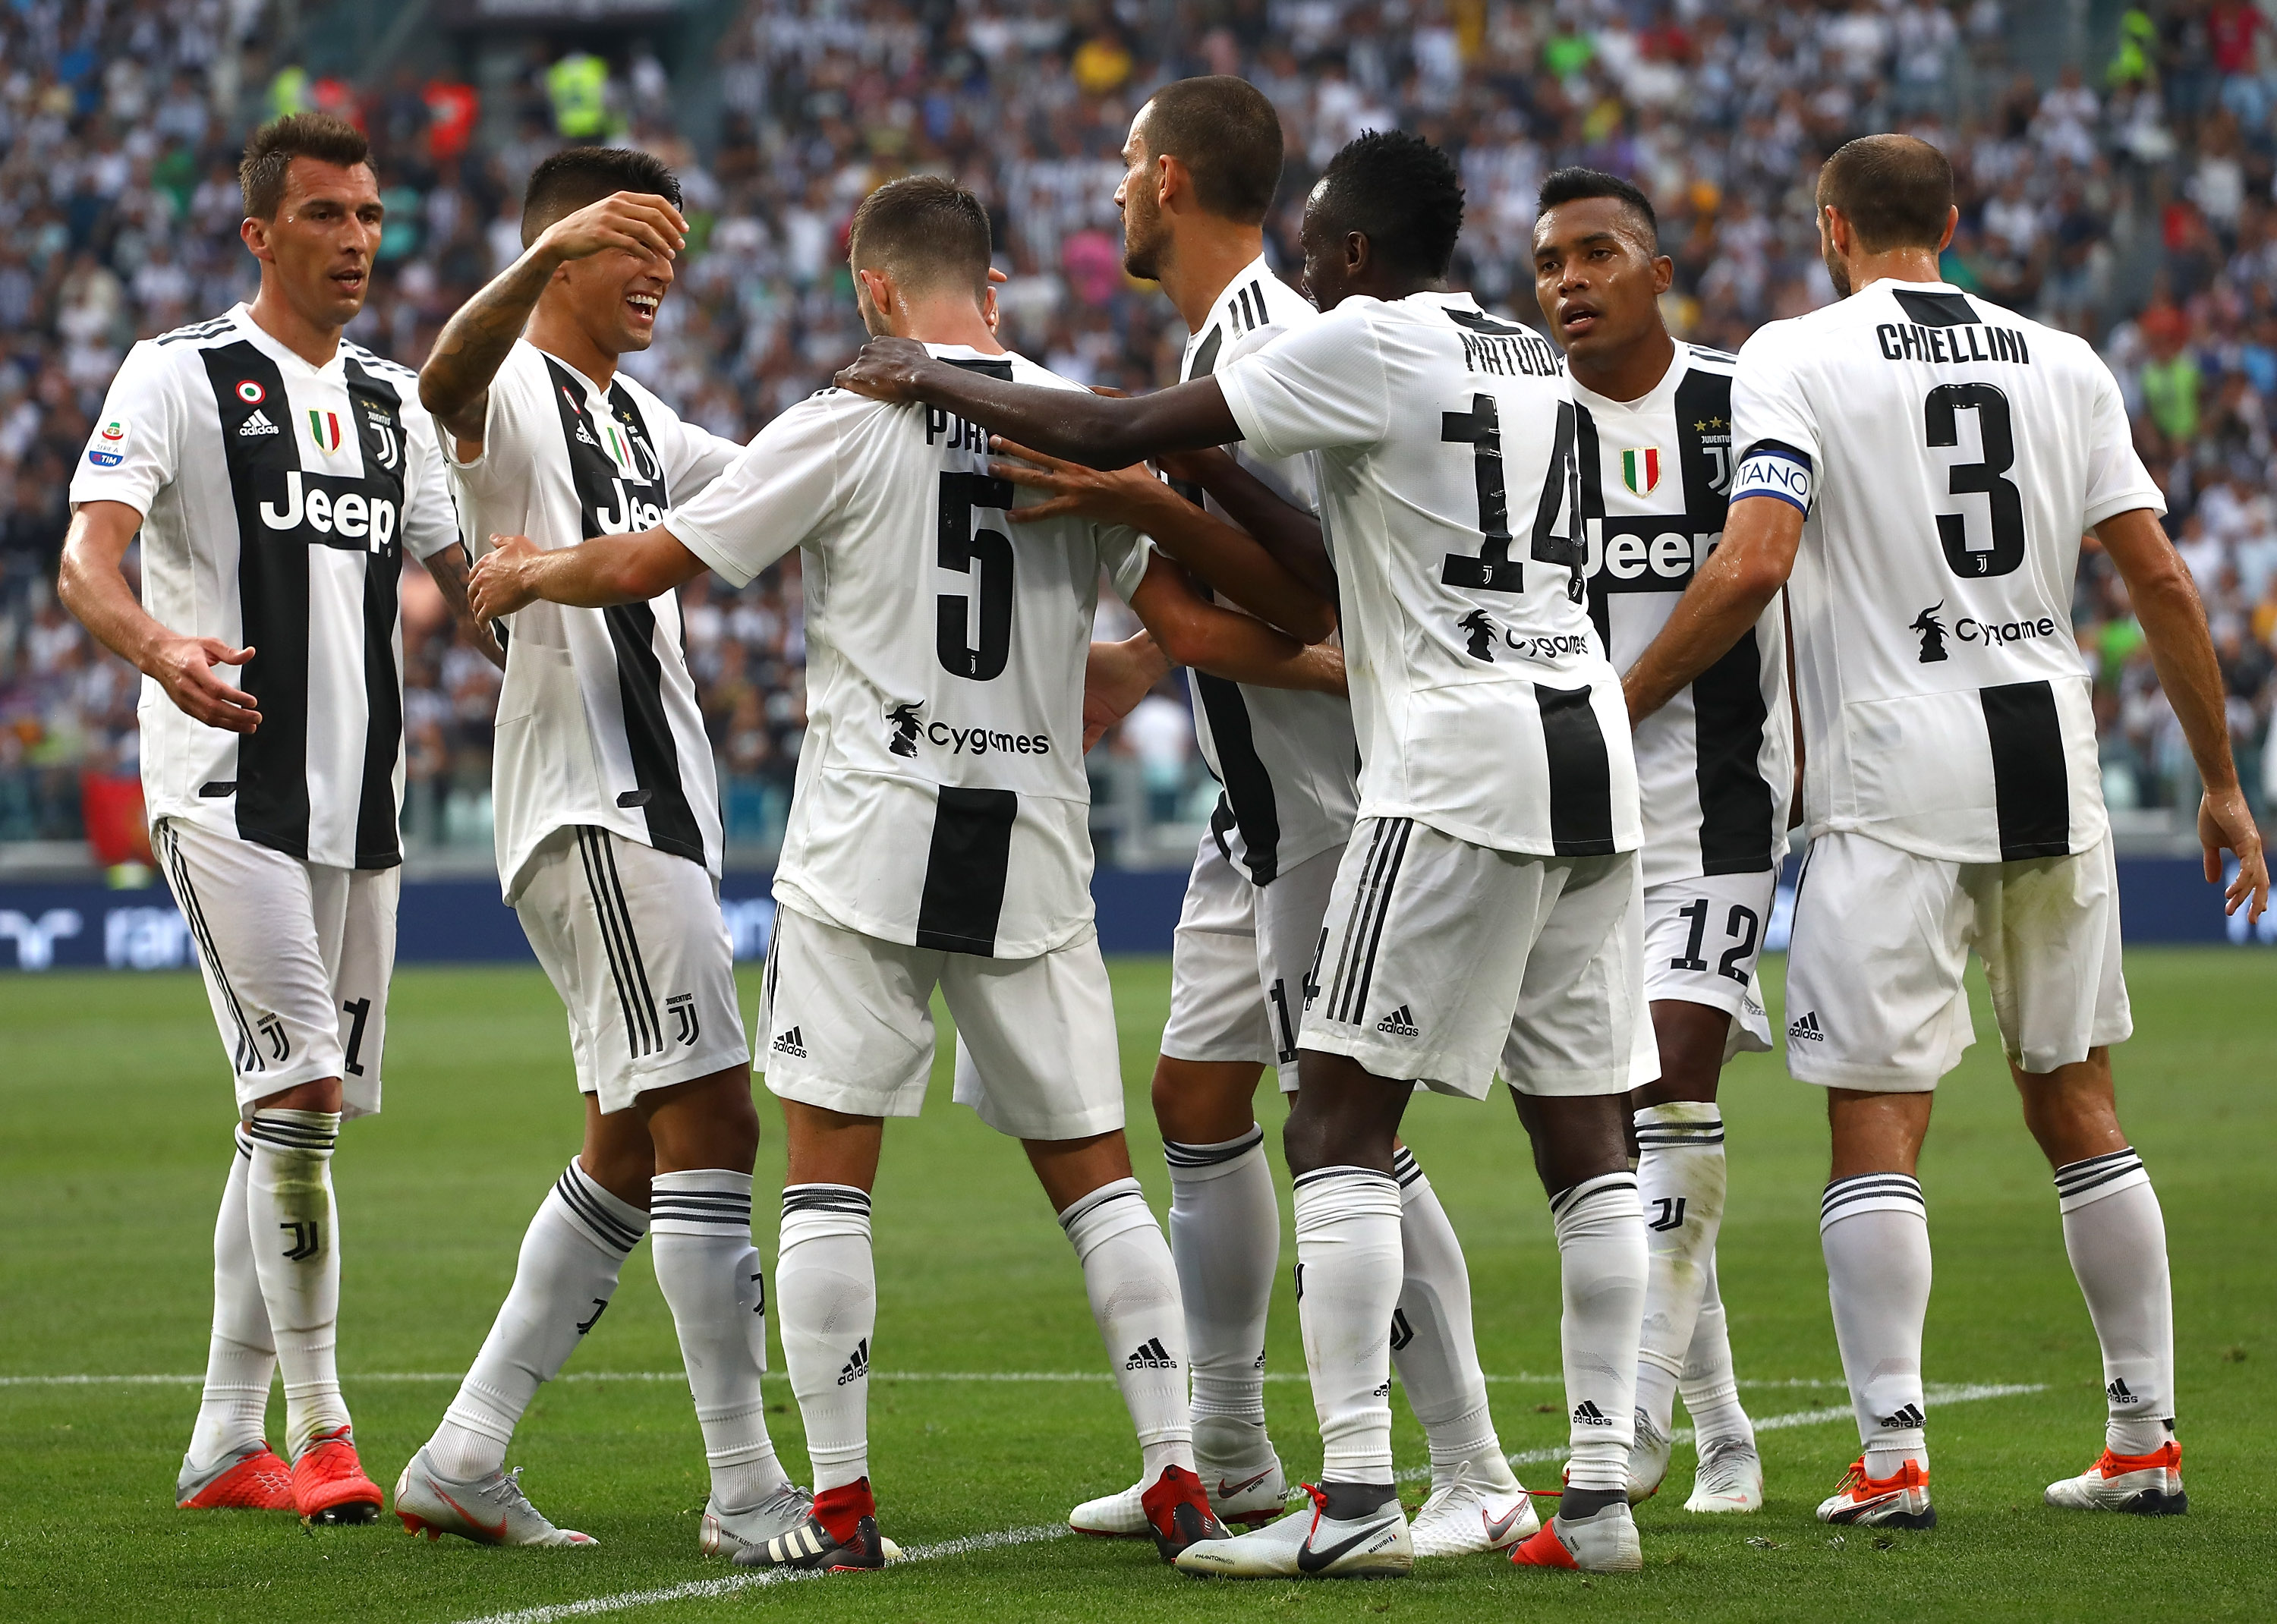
left=150, top=310, right=244, bottom=352
left=340, top=341, right=430, bottom=408
left=1677, top=340, right=1740, bottom=375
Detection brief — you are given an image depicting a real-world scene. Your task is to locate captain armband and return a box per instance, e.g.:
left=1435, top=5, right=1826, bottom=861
left=1728, top=441, right=1813, bottom=515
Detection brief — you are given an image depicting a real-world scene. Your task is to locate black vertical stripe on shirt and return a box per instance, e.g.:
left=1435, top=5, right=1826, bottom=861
left=201, top=343, right=311, bottom=859
left=345, top=359, right=407, bottom=868
left=1980, top=680, right=2071, bottom=859
left=1573, top=404, right=1612, bottom=653
left=1892, top=289, right=1980, bottom=327
left=914, top=788, right=1019, bottom=955
left=1535, top=685, right=1617, bottom=856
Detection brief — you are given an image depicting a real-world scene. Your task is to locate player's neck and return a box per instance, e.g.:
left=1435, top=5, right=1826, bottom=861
left=1567, top=324, right=1677, bottom=404
left=525, top=305, right=620, bottom=391
left=1842, top=250, right=1946, bottom=295
left=894, top=298, right=1004, bottom=354
left=247, top=282, right=345, bottom=369
left=1160, top=222, right=1266, bottom=332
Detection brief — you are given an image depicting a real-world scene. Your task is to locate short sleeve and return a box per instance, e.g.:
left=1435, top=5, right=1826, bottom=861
left=666, top=394, right=849, bottom=587
left=661, top=414, right=745, bottom=504
left=398, top=408, right=465, bottom=562
left=69, top=342, right=181, bottom=516
left=1099, top=524, right=1152, bottom=602
left=440, top=344, right=540, bottom=496
left=2081, top=355, right=2165, bottom=528
left=1727, top=319, right=1822, bottom=514
left=1216, top=304, right=1392, bottom=459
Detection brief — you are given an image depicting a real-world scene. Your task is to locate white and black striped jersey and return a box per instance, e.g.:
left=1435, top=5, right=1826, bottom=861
left=68, top=305, right=459, bottom=870
left=1728, top=280, right=2162, bottom=864
left=1571, top=345, right=1790, bottom=888
left=1175, top=257, right=1359, bottom=886
left=1217, top=291, right=1642, bottom=859
left=446, top=339, right=742, bottom=902
left=664, top=346, right=1152, bottom=958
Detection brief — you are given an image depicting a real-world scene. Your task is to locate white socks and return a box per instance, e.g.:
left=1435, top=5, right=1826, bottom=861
left=1550, top=1172, right=1646, bottom=1493
left=2055, top=1148, right=2175, bottom=1456
left=189, top=1128, right=276, bottom=1465
left=1633, top=1103, right=1729, bottom=1438
left=1060, top=1178, right=1195, bottom=1481
left=777, top=1184, right=878, bottom=1493
left=650, top=1169, right=784, bottom=1508
left=1390, top=1147, right=1507, bottom=1486
left=1164, top=1128, right=1278, bottom=1434
left=244, top=1108, right=348, bottom=1456
left=1822, top=1172, right=1932, bottom=1476
left=1678, top=1254, right=1755, bottom=1449
left=1291, top=1167, right=1404, bottom=1487
left=428, top=1160, right=647, bottom=1480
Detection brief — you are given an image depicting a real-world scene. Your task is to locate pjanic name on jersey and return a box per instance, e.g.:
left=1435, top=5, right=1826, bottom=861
left=924, top=407, right=990, bottom=452
left=256, top=468, right=400, bottom=555
left=1875, top=321, right=2032, bottom=367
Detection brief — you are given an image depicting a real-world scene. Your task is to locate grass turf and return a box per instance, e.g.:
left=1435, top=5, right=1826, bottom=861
left=0, top=948, right=2272, bottom=1623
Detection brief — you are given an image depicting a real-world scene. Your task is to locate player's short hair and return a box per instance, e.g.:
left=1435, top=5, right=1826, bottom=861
left=848, top=175, right=994, bottom=301
left=239, top=114, right=373, bottom=220
left=1313, top=130, right=1464, bottom=280
left=1138, top=76, right=1284, bottom=225
left=1817, top=134, right=1954, bottom=253
left=521, top=147, right=683, bottom=249
left=1536, top=166, right=1659, bottom=253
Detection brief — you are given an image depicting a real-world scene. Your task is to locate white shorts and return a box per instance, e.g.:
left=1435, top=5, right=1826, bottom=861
left=513, top=827, right=750, bottom=1115
left=1642, top=872, right=1779, bottom=1062
left=1297, top=817, right=1657, bottom=1100
left=1158, top=835, right=1272, bottom=1070
left=1784, top=830, right=2131, bottom=1092
left=154, top=817, right=398, bottom=1120
left=1258, top=845, right=1342, bottom=1092
left=758, top=902, right=1125, bottom=1142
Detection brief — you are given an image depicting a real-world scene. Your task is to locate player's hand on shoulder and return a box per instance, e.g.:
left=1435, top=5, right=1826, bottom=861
left=2199, top=785, right=2269, bottom=923
left=468, top=534, right=541, bottom=622
left=990, top=435, right=1162, bottom=524
left=534, top=190, right=686, bottom=266
left=834, top=336, right=934, bottom=402
left=150, top=634, right=259, bottom=734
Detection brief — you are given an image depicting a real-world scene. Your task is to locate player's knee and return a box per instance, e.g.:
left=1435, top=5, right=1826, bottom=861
left=1631, top=1001, right=1730, bottom=1108
left=1150, top=1056, right=1263, bottom=1144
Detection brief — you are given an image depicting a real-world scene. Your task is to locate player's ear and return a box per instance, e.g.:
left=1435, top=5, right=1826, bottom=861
left=1652, top=253, right=1674, bottom=297
left=1937, top=204, right=1958, bottom=254
left=239, top=216, right=270, bottom=263
left=1155, top=152, right=1183, bottom=211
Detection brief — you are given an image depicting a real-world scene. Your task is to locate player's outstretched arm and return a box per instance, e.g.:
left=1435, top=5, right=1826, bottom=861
left=58, top=499, right=260, bottom=733
left=989, top=436, right=1335, bottom=644
left=420, top=543, right=506, bottom=670
left=1126, top=555, right=1345, bottom=696
left=468, top=527, right=705, bottom=621
left=1156, top=445, right=1337, bottom=605
left=1624, top=494, right=1801, bottom=725
left=2096, top=506, right=2269, bottom=920
left=420, top=190, right=688, bottom=452
left=835, top=338, right=1239, bottom=469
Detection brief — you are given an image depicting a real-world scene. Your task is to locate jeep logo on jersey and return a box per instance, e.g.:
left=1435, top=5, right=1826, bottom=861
left=1583, top=518, right=1716, bottom=592
left=1619, top=446, right=1661, bottom=496
left=256, top=469, right=399, bottom=555
left=1910, top=602, right=1950, bottom=663
left=592, top=478, right=666, bottom=534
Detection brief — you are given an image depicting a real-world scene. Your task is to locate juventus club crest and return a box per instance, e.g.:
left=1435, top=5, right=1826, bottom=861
left=1620, top=446, right=1661, bottom=496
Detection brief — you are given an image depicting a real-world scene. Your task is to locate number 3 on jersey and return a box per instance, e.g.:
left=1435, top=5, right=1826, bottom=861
left=1924, top=382, right=2024, bottom=579
left=937, top=471, right=1014, bottom=680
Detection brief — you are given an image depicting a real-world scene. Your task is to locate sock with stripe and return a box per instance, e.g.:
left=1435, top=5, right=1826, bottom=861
left=427, top=1159, right=647, bottom=1481
left=1551, top=1172, right=1646, bottom=1493
left=188, top=1128, right=276, bottom=1467
left=1633, top=1103, right=1729, bottom=1440
left=650, top=1169, right=785, bottom=1508
left=1163, top=1127, right=1277, bottom=1443
left=2055, top=1148, right=2175, bottom=1456
left=244, top=1108, right=348, bottom=1457
left=1388, top=1147, right=1511, bottom=1492
left=776, top=1184, right=877, bottom=1493
left=1060, top=1178, right=1195, bottom=1481
left=1677, top=1254, right=1756, bottom=1450
left=1821, top=1172, right=1931, bottom=1478
left=1292, top=1166, right=1403, bottom=1491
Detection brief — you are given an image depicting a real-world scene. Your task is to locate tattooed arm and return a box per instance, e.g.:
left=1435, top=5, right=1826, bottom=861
left=418, top=190, right=688, bottom=455
left=421, top=543, right=506, bottom=669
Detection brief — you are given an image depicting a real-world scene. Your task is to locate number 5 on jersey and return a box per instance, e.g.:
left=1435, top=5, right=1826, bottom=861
left=938, top=471, right=1014, bottom=680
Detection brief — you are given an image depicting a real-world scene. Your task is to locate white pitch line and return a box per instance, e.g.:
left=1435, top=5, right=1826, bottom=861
left=0, top=1370, right=1846, bottom=1390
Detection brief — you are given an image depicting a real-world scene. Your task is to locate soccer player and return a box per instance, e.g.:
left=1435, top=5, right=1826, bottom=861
left=58, top=114, right=488, bottom=1523
left=1531, top=168, right=1786, bottom=1514
left=836, top=131, right=1657, bottom=1578
left=1048, top=77, right=1537, bottom=1557
left=393, top=148, right=802, bottom=1556
left=1622, top=134, right=2269, bottom=1528
left=468, top=175, right=1346, bottom=1571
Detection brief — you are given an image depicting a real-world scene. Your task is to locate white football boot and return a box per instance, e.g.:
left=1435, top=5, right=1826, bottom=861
left=1070, top=1419, right=1288, bottom=1536
left=393, top=1446, right=597, bottom=1547
left=1816, top=1456, right=1935, bottom=1529
left=1624, top=1408, right=1673, bottom=1505
left=1683, top=1437, right=1764, bottom=1513
left=1408, top=1455, right=1539, bottom=1556
left=1174, top=1484, right=1412, bottom=1579
left=1508, top=1496, right=1643, bottom=1573
left=700, top=1480, right=820, bottom=1557
left=2044, top=1441, right=2187, bottom=1515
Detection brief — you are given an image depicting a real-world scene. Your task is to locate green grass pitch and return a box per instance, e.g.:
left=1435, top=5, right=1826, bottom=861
left=2, top=949, right=2272, bottom=1622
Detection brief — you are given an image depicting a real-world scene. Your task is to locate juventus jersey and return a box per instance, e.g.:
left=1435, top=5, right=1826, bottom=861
left=446, top=339, right=742, bottom=902
left=1572, top=345, right=1790, bottom=889
left=1217, top=291, right=1641, bottom=859
left=70, top=305, right=459, bottom=870
left=1729, top=280, right=2161, bottom=864
left=665, top=346, right=1151, bottom=959
left=1177, top=257, right=1359, bottom=886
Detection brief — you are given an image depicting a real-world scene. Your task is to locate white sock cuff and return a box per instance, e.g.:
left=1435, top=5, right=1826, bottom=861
left=552, top=1159, right=647, bottom=1257
left=1821, top=1172, right=1926, bottom=1232
left=1164, top=1126, right=1264, bottom=1184
left=1549, top=1171, right=1641, bottom=1236
left=1057, top=1178, right=1155, bottom=1259
left=2055, top=1147, right=2150, bottom=1213
left=245, top=1108, right=340, bottom=1154
left=649, top=1168, right=754, bottom=1236
left=233, top=1126, right=255, bottom=1160
left=781, top=1183, right=873, bottom=1246
left=1291, top=1166, right=1403, bottom=1232
left=1390, top=1145, right=1431, bottom=1201
left=1633, top=1101, right=1725, bottom=1146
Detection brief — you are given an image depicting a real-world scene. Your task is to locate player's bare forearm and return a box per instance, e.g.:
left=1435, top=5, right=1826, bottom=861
left=1140, top=489, right=1336, bottom=644
left=1130, top=561, right=1343, bottom=694
left=60, top=500, right=261, bottom=732
left=468, top=528, right=704, bottom=619
left=2097, top=508, right=2240, bottom=792
left=836, top=338, right=1239, bottom=468
left=1167, top=446, right=1338, bottom=604
left=1082, top=633, right=1171, bottom=752
left=419, top=250, right=559, bottom=445
left=421, top=543, right=506, bottom=669
left=1624, top=496, right=1800, bottom=724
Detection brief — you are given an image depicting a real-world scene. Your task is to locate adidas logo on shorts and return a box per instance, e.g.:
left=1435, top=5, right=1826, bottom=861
left=1125, top=1337, right=1176, bottom=1371
left=1375, top=1003, right=1419, bottom=1037
left=1573, top=1399, right=1614, bottom=1427
left=1789, top=1009, right=1825, bottom=1042
left=837, top=1338, right=869, bottom=1386
left=238, top=409, right=279, bottom=437
left=771, top=1025, right=807, bottom=1059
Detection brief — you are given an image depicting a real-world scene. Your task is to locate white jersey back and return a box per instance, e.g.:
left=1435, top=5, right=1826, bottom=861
left=1176, top=259, right=1359, bottom=886
left=1729, top=280, right=2161, bottom=863
left=665, top=346, right=1151, bottom=958
left=1573, top=344, right=1790, bottom=888
left=69, top=305, right=459, bottom=870
left=1218, top=291, right=1640, bottom=858
left=446, top=340, right=742, bottom=901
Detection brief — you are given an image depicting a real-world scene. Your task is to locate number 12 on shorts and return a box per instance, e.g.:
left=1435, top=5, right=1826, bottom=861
left=1669, top=896, right=1761, bottom=984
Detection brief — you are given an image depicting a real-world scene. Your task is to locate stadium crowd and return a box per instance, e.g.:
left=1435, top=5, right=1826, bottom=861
left=5, top=0, right=2277, bottom=861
